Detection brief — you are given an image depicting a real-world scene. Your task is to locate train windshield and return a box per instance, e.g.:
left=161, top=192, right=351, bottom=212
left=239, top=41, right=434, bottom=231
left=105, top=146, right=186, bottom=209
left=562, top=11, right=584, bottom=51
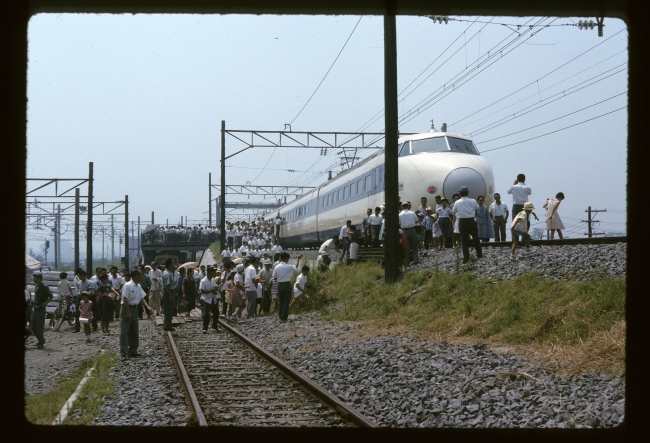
left=410, top=137, right=448, bottom=154
left=447, top=137, right=479, bottom=154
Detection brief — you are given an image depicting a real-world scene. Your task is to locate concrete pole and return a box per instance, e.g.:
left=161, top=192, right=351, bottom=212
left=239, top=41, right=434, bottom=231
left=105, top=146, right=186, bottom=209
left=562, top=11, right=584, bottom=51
left=384, top=14, right=399, bottom=283
left=74, top=188, right=80, bottom=271
left=209, top=172, right=212, bottom=226
left=220, top=120, right=226, bottom=250
left=111, top=215, right=115, bottom=261
left=86, top=162, right=93, bottom=275
left=125, top=195, right=129, bottom=271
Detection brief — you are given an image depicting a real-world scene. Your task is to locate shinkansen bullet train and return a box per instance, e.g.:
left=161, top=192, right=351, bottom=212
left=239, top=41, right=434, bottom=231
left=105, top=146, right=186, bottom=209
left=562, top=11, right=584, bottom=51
left=277, top=125, right=495, bottom=248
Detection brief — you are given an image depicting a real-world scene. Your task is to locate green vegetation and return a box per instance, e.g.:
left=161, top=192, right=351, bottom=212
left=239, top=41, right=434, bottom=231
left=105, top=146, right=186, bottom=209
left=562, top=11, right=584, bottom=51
left=300, top=261, right=625, bottom=373
left=210, top=241, right=222, bottom=259
left=25, top=350, right=118, bottom=425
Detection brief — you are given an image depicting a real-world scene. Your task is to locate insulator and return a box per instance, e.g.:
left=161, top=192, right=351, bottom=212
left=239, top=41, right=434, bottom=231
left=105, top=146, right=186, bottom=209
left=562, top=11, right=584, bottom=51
left=588, top=19, right=595, bottom=30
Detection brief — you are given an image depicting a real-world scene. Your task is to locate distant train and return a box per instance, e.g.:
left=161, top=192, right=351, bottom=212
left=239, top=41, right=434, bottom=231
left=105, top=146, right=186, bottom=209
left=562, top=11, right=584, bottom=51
left=277, top=125, right=495, bottom=248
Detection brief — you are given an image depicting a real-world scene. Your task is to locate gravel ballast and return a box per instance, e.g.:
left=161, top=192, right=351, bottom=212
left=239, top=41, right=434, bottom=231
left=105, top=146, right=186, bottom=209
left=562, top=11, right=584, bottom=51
left=232, top=312, right=624, bottom=428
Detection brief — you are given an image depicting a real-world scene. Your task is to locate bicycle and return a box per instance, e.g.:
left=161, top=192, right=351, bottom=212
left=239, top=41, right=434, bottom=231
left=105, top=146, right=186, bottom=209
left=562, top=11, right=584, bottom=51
left=47, top=294, right=78, bottom=331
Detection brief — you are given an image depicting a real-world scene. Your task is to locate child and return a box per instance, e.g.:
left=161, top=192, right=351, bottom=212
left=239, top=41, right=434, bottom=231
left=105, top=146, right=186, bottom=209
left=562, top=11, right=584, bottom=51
left=78, top=291, right=94, bottom=343
left=511, top=202, right=535, bottom=256
left=270, top=274, right=279, bottom=313
left=289, top=265, right=310, bottom=310
left=255, top=275, right=263, bottom=316
left=432, top=214, right=441, bottom=249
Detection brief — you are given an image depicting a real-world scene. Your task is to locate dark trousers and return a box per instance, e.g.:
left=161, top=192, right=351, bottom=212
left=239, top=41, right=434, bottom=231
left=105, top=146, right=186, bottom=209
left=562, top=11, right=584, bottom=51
left=120, top=305, right=139, bottom=356
left=202, top=300, right=219, bottom=330
left=277, top=281, right=292, bottom=321
left=403, top=227, right=419, bottom=266
left=424, top=230, right=433, bottom=248
left=493, top=216, right=507, bottom=242
left=363, top=230, right=371, bottom=248
left=459, top=218, right=483, bottom=262
left=228, top=237, right=234, bottom=250
left=341, top=238, right=350, bottom=258
left=262, top=288, right=272, bottom=313
left=512, top=204, right=524, bottom=242
left=31, top=307, right=46, bottom=346
left=371, top=225, right=381, bottom=247
left=163, top=294, right=174, bottom=330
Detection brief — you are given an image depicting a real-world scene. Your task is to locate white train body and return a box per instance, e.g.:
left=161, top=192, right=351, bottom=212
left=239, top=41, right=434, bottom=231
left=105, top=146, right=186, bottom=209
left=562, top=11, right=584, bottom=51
left=277, top=129, right=495, bottom=248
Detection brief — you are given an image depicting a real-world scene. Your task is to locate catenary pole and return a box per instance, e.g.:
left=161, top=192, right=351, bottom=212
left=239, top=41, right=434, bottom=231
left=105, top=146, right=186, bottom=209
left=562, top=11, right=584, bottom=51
left=220, top=120, right=226, bottom=251
left=111, top=215, right=115, bottom=261
left=54, top=204, right=59, bottom=269
left=86, top=162, right=93, bottom=275
left=74, top=188, right=79, bottom=271
left=209, top=172, right=212, bottom=227
left=125, top=195, right=129, bottom=272
left=384, top=13, right=399, bottom=283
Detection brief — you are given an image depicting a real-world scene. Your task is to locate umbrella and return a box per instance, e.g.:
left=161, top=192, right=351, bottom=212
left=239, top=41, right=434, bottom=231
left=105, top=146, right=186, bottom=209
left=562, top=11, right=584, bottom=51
left=142, top=224, right=160, bottom=234
left=178, top=261, right=199, bottom=271
left=25, top=254, right=42, bottom=270
left=232, top=257, right=245, bottom=264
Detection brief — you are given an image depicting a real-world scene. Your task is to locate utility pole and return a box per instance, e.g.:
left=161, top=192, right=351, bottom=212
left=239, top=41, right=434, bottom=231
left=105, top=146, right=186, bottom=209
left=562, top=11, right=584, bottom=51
left=209, top=172, right=212, bottom=227
left=86, top=162, right=93, bottom=275
left=220, top=120, right=226, bottom=250
left=53, top=205, right=59, bottom=269
left=125, top=195, right=129, bottom=272
left=384, top=13, right=399, bottom=283
left=582, top=206, right=607, bottom=237
left=44, top=238, right=49, bottom=266
left=102, top=226, right=105, bottom=263
left=74, top=188, right=80, bottom=271
left=137, top=215, right=141, bottom=265
left=111, top=215, right=115, bottom=261
left=152, top=211, right=154, bottom=225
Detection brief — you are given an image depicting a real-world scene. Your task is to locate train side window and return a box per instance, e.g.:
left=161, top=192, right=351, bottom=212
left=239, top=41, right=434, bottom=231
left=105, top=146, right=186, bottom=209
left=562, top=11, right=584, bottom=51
left=357, top=179, right=363, bottom=194
left=322, top=197, right=326, bottom=208
left=343, top=186, right=348, bottom=200
left=365, top=175, right=372, bottom=192
left=329, top=193, right=333, bottom=206
left=350, top=184, right=355, bottom=197
left=338, top=189, right=342, bottom=202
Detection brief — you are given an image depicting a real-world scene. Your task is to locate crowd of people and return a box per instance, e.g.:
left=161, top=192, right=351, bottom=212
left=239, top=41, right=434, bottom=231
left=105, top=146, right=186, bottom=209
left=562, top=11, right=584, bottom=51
left=318, top=172, right=565, bottom=267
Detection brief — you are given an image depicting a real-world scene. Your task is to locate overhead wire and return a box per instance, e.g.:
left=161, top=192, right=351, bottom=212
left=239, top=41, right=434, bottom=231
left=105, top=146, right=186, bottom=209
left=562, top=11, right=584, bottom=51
left=479, top=105, right=626, bottom=153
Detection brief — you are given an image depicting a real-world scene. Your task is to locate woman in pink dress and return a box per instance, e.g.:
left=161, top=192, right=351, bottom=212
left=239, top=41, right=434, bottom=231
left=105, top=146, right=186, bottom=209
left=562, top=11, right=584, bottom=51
left=543, top=192, right=566, bottom=239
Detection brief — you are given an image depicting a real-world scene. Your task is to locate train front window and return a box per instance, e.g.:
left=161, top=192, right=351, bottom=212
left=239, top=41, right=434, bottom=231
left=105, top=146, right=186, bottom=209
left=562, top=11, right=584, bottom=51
left=398, top=142, right=410, bottom=157
left=410, top=137, right=448, bottom=154
left=446, top=137, right=478, bottom=154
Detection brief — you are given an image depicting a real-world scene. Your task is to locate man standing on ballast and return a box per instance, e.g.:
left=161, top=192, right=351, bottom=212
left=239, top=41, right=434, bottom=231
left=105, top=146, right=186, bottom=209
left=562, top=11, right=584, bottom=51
left=451, top=186, right=483, bottom=264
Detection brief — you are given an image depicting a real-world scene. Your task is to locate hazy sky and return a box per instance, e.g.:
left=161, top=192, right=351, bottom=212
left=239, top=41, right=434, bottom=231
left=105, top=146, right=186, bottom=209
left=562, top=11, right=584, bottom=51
left=26, top=14, right=627, bottom=257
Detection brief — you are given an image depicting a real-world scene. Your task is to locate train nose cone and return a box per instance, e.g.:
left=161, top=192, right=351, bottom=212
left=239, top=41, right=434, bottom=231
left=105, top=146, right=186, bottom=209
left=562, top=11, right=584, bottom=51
left=443, top=167, right=487, bottom=199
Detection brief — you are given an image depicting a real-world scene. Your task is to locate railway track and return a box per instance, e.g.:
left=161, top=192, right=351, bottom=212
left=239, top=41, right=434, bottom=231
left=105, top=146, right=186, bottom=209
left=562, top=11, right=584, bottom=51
left=165, top=315, right=377, bottom=427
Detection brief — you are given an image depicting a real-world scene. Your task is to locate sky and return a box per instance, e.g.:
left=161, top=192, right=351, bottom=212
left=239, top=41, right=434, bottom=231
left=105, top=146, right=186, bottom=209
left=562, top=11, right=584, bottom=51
left=25, top=14, right=628, bottom=260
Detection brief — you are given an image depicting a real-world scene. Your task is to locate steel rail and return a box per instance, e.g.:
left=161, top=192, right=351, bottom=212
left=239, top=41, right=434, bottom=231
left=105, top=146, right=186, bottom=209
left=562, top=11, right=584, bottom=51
left=217, top=319, right=378, bottom=428
left=165, top=331, right=208, bottom=426
left=477, top=235, right=626, bottom=247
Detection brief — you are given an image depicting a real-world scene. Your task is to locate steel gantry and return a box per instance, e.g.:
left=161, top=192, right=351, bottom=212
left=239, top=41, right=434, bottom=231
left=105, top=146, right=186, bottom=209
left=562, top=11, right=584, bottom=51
left=216, top=122, right=413, bottom=251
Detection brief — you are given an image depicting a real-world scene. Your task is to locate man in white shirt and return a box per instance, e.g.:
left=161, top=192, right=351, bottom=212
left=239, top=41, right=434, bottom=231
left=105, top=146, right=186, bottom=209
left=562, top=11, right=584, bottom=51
left=119, top=269, right=153, bottom=360
left=361, top=208, right=372, bottom=248
left=244, top=257, right=259, bottom=319
left=199, top=267, right=221, bottom=333
left=272, top=242, right=283, bottom=262
left=227, top=225, right=235, bottom=250
left=451, top=186, right=483, bottom=263
left=109, top=268, right=125, bottom=321
left=368, top=207, right=383, bottom=248
left=339, top=220, right=352, bottom=259
left=271, top=252, right=303, bottom=323
left=234, top=224, right=243, bottom=248
left=399, top=202, right=420, bottom=267
left=221, top=247, right=231, bottom=264
left=148, top=261, right=163, bottom=316
left=507, top=173, right=531, bottom=224
left=239, top=242, right=249, bottom=257
left=489, top=192, right=510, bottom=242
left=318, top=236, right=341, bottom=266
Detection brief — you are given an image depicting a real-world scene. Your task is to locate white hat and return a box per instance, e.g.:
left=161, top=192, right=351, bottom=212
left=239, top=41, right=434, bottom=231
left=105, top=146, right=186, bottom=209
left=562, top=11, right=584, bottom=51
left=236, top=264, right=244, bottom=272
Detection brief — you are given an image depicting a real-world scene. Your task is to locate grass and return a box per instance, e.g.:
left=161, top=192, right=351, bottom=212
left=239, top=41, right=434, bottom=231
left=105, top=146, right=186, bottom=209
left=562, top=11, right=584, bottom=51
left=25, top=350, right=119, bottom=425
left=209, top=241, right=222, bottom=259
left=300, top=261, right=626, bottom=375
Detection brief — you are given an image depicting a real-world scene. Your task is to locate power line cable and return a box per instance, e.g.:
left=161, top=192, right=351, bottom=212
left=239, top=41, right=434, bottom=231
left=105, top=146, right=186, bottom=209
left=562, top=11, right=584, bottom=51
left=469, top=64, right=627, bottom=137
left=288, top=16, right=363, bottom=126
left=479, top=106, right=626, bottom=153
left=455, top=48, right=627, bottom=131
left=476, top=91, right=626, bottom=144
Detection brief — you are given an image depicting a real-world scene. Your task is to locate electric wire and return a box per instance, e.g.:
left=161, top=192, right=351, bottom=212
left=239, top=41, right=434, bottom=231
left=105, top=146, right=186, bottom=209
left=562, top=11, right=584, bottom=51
left=479, top=106, right=626, bottom=153
left=476, top=91, right=626, bottom=144
left=288, top=16, right=363, bottom=126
